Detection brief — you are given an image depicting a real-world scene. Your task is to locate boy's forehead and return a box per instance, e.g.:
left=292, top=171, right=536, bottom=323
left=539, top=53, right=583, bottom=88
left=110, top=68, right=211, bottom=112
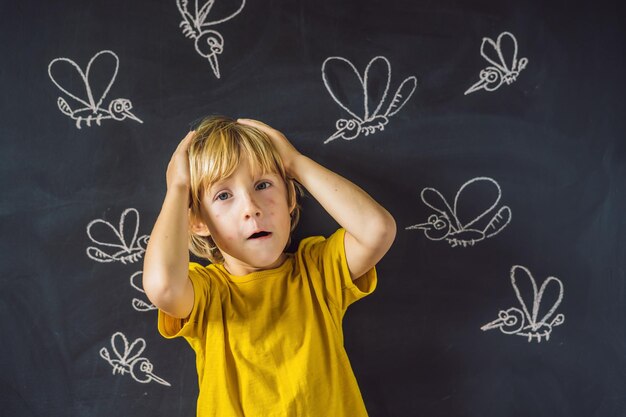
left=209, top=163, right=279, bottom=188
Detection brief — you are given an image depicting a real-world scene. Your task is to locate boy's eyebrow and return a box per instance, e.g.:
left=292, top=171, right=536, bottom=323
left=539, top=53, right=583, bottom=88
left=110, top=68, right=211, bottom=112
left=208, top=171, right=279, bottom=191
left=208, top=178, right=230, bottom=192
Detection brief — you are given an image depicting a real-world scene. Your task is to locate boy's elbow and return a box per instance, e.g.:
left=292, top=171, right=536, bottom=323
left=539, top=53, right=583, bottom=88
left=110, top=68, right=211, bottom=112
left=380, top=211, right=397, bottom=251
left=143, top=271, right=177, bottom=308
left=365, top=210, right=396, bottom=254
left=142, top=269, right=194, bottom=319
left=142, top=271, right=168, bottom=307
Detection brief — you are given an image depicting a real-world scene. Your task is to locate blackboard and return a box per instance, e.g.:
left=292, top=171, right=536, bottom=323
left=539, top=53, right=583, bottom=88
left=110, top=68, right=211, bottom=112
left=1, top=0, right=625, bottom=416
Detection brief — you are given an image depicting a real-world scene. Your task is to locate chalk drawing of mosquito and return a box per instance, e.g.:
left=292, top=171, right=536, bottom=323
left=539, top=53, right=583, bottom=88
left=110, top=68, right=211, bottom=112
left=130, top=271, right=156, bottom=312
left=86, top=208, right=149, bottom=264
left=100, top=332, right=171, bottom=386
left=465, top=31, right=528, bottom=95
left=177, top=0, right=246, bottom=78
left=48, top=50, right=142, bottom=129
left=322, top=55, right=417, bottom=144
left=481, top=265, right=565, bottom=343
left=406, top=177, right=511, bottom=247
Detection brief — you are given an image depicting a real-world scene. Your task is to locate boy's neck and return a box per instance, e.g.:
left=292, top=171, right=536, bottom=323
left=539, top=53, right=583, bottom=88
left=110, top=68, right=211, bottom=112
left=222, top=253, right=289, bottom=276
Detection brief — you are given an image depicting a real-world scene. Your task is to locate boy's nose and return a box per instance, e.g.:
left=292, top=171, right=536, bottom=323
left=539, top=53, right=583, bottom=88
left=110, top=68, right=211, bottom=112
left=242, top=194, right=262, bottom=219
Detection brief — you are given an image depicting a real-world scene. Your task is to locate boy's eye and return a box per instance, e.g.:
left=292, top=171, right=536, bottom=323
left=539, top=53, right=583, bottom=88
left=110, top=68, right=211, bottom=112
left=216, top=192, right=230, bottom=201
left=256, top=181, right=271, bottom=190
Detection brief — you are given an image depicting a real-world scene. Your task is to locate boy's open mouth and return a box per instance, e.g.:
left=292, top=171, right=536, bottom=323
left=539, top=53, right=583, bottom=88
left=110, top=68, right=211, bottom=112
left=248, top=231, right=271, bottom=240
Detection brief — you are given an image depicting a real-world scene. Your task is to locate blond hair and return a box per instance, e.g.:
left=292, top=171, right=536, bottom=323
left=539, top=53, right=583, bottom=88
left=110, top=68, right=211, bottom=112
left=188, top=115, right=302, bottom=263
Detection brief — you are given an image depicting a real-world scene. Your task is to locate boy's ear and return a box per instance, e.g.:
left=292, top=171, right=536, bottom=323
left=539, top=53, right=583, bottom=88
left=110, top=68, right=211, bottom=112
left=188, top=209, right=211, bottom=237
left=287, top=180, right=297, bottom=213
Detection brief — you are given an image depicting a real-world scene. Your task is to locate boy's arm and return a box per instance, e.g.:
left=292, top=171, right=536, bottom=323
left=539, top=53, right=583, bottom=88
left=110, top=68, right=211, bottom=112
left=142, top=131, right=195, bottom=319
left=238, top=119, right=396, bottom=280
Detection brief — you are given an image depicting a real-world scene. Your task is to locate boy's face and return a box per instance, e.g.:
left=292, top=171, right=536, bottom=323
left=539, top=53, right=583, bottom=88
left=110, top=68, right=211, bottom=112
left=194, top=156, right=293, bottom=275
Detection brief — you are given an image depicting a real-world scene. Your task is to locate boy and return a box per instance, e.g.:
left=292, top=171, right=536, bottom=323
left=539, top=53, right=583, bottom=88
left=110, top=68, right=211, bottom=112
left=143, top=116, right=396, bottom=416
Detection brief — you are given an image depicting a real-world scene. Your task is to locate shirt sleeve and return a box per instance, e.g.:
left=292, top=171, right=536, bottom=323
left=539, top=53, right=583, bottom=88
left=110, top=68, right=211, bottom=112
left=301, top=228, right=377, bottom=313
left=157, top=262, right=211, bottom=341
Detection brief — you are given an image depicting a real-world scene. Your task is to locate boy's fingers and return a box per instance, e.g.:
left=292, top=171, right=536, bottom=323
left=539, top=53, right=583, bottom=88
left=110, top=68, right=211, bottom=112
left=176, top=130, right=196, bottom=152
left=184, top=130, right=196, bottom=142
left=237, top=118, right=270, bottom=130
left=237, top=118, right=278, bottom=136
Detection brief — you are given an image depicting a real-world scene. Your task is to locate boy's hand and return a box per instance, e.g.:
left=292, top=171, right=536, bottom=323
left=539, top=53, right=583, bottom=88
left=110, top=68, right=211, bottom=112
left=166, top=131, right=195, bottom=191
left=237, top=119, right=301, bottom=177
left=240, top=118, right=395, bottom=282
left=144, top=130, right=195, bottom=320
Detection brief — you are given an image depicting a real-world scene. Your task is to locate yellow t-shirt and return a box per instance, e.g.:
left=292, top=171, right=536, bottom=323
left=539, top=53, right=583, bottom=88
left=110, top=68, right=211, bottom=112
left=158, top=228, right=377, bottom=417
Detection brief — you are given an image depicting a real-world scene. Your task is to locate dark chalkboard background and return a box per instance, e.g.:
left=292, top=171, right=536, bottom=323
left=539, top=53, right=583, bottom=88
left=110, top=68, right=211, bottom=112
left=1, top=0, right=625, bottom=416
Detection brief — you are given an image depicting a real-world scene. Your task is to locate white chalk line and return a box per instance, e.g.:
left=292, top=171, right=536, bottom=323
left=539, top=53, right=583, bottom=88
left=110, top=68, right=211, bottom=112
left=48, top=50, right=142, bottom=128
left=100, top=331, right=171, bottom=386
left=481, top=265, right=565, bottom=343
left=86, top=208, right=149, bottom=264
left=465, top=31, right=528, bottom=95
left=177, top=0, right=246, bottom=78
left=405, top=177, right=511, bottom=247
left=322, top=55, right=417, bottom=143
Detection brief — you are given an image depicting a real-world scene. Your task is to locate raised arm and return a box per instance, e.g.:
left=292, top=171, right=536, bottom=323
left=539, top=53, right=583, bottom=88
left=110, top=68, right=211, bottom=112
left=237, top=119, right=396, bottom=280
left=142, top=131, right=196, bottom=319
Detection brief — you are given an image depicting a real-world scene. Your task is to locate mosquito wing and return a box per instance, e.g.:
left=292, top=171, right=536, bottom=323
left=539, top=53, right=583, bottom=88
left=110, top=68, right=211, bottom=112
left=421, top=187, right=461, bottom=231
left=534, top=275, right=564, bottom=328
left=48, top=57, right=93, bottom=109
left=86, top=208, right=140, bottom=251
left=385, top=76, right=417, bottom=118
left=322, top=56, right=366, bottom=122
left=128, top=271, right=143, bottom=292
left=197, top=0, right=216, bottom=25
left=56, top=97, right=73, bottom=116
left=483, top=206, right=511, bottom=238
left=480, top=32, right=521, bottom=74
left=510, top=265, right=565, bottom=330
left=86, top=50, right=119, bottom=111
left=362, top=56, right=391, bottom=120
left=510, top=265, right=537, bottom=327
left=495, top=31, right=521, bottom=73
left=132, top=298, right=156, bottom=312
left=198, top=0, right=246, bottom=29
left=86, top=219, right=127, bottom=250
left=480, top=34, right=509, bottom=74
left=111, top=332, right=146, bottom=364
left=454, top=177, right=502, bottom=230
left=118, top=208, right=141, bottom=252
